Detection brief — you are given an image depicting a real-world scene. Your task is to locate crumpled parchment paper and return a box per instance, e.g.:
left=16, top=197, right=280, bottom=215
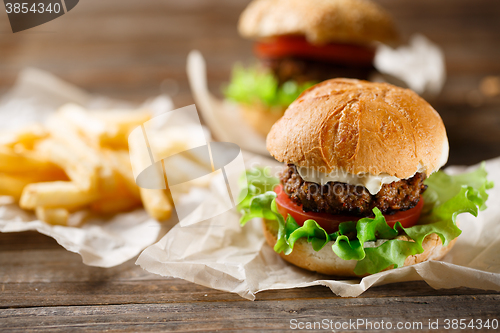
left=0, top=68, right=183, bottom=267
left=137, top=156, right=500, bottom=300
left=374, top=34, right=446, bottom=96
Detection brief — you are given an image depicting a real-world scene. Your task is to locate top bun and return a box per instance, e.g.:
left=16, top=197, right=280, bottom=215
left=266, top=79, right=449, bottom=179
left=238, top=0, right=399, bottom=46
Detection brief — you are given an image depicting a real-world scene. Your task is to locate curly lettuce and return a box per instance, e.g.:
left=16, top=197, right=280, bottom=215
left=223, top=64, right=316, bottom=109
left=238, top=164, right=493, bottom=275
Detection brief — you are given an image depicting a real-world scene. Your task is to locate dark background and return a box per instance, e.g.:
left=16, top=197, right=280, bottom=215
left=1, top=0, right=499, bottom=165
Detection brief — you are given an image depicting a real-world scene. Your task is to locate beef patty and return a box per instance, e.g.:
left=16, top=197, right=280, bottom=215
left=280, top=164, right=427, bottom=216
left=260, top=57, right=374, bottom=85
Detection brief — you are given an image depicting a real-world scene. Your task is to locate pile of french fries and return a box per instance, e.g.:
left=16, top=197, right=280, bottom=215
left=0, top=104, right=173, bottom=225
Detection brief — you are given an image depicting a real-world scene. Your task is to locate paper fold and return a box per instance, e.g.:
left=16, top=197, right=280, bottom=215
left=137, top=157, right=500, bottom=300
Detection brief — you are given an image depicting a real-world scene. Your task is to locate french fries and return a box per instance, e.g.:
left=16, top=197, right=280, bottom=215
left=0, top=173, right=33, bottom=200
left=102, top=149, right=141, bottom=199
left=58, top=103, right=151, bottom=150
left=90, top=195, right=142, bottom=215
left=35, top=207, right=69, bottom=226
left=0, top=103, right=174, bottom=225
left=0, top=124, right=48, bottom=149
left=140, top=188, right=173, bottom=221
left=44, top=116, right=117, bottom=191
left=36, top=139, right=100, bottom=191
left=0, top=146, right=58, bottom=173
left=20, top=181, right=99, bottom=209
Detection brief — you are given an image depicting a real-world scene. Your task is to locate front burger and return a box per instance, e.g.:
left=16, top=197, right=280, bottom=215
left=239, top=78, right=492, bottom=277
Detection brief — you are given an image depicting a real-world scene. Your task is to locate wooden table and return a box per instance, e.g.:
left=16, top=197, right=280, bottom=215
left=1, top=0, right=500, bottom=331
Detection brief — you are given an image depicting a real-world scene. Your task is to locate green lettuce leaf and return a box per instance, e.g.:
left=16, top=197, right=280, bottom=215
left=239, top=190, right=277, bottom=226
left=332, top=208, right=399, bottom=261
left=423, top=162, right=493, bottom=210
left=238, top=164, right=493, bottom=275
left=237, top=167, right=280, bottom=216
left=356, top=239, right=422, bottom=275
left=288, top=219, right=330, bottom=251
left=223, top=64, right=316, bottom=109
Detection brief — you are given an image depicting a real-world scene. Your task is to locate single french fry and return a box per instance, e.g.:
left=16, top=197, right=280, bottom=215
left=35, top=207, right=69, bottom=226
left=140, top=188, right=172, bottom=221
left=128, top=138, right=174, bottom=221
left=20, top=181, right=99, bottom=210
left=90, top=195, right=142, bottom=214
left=0, top=146, right=59, bottom=173
left=37, top=168, right=70, bottom=182
left=0, top=173, right=33, bottom=200
left=0, top=169, right=68, bottom=201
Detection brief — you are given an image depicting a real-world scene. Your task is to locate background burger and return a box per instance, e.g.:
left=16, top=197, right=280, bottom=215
left=238, top=78, right=492, bottom=277
left=224, top=0, right=399, bottom=137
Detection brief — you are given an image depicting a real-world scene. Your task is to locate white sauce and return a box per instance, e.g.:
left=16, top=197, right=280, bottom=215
left=297, top=166, right=400, bottom=195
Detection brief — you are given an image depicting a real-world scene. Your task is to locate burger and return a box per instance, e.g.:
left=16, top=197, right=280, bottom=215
left=238, top=78, right=492, bottom=276
left=224, top=0, right=399, bottom=136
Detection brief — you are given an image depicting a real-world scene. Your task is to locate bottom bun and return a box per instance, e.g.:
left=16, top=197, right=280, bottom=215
left=240, top=104, right=285, bottom=137
left=262, top=218, right=457, bottom=277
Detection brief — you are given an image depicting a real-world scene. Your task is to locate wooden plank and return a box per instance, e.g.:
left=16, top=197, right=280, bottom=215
left=1, top=232, right=499, bottom=309
left=1, top=280, right=499, bottom=309
left=1, top=295, right=499, bottom=332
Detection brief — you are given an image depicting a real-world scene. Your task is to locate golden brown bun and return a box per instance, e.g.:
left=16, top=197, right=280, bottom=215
left=240, top=104, right=285, bottom=137
left=239, top=0, right=399, bottom=46
left=266, top=79, right=449, bottom=179
left=263, top=218, right=457, bottom=277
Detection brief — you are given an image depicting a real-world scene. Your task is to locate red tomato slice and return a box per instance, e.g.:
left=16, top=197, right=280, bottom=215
left=274, top=185, right=423, bottom=234
left=254, top=36, right=375, bottom=66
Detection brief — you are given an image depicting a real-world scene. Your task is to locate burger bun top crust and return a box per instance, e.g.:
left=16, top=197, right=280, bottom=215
left=238, top=0, right=399, bottom=46
left=266, top=78, right=449, bottom=179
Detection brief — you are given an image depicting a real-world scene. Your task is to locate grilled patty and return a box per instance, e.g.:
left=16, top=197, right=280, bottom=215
left=281, top=165, right=427, bottom=216
left=260, top=57, right=374, bottom=85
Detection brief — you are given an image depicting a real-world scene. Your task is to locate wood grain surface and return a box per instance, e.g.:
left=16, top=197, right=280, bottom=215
left=2, top=232, right=500, bottom=332
left=1, top=0, right=500, bottom=331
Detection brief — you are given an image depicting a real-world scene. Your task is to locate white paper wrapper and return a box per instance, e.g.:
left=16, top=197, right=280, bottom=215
left=0, top=68, right=182, bottom=267
left=137, top=156, right=500, bottom=300
left=187, top=35, right=446, bottom=156
left=374, top=34, right=446, bottom=96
